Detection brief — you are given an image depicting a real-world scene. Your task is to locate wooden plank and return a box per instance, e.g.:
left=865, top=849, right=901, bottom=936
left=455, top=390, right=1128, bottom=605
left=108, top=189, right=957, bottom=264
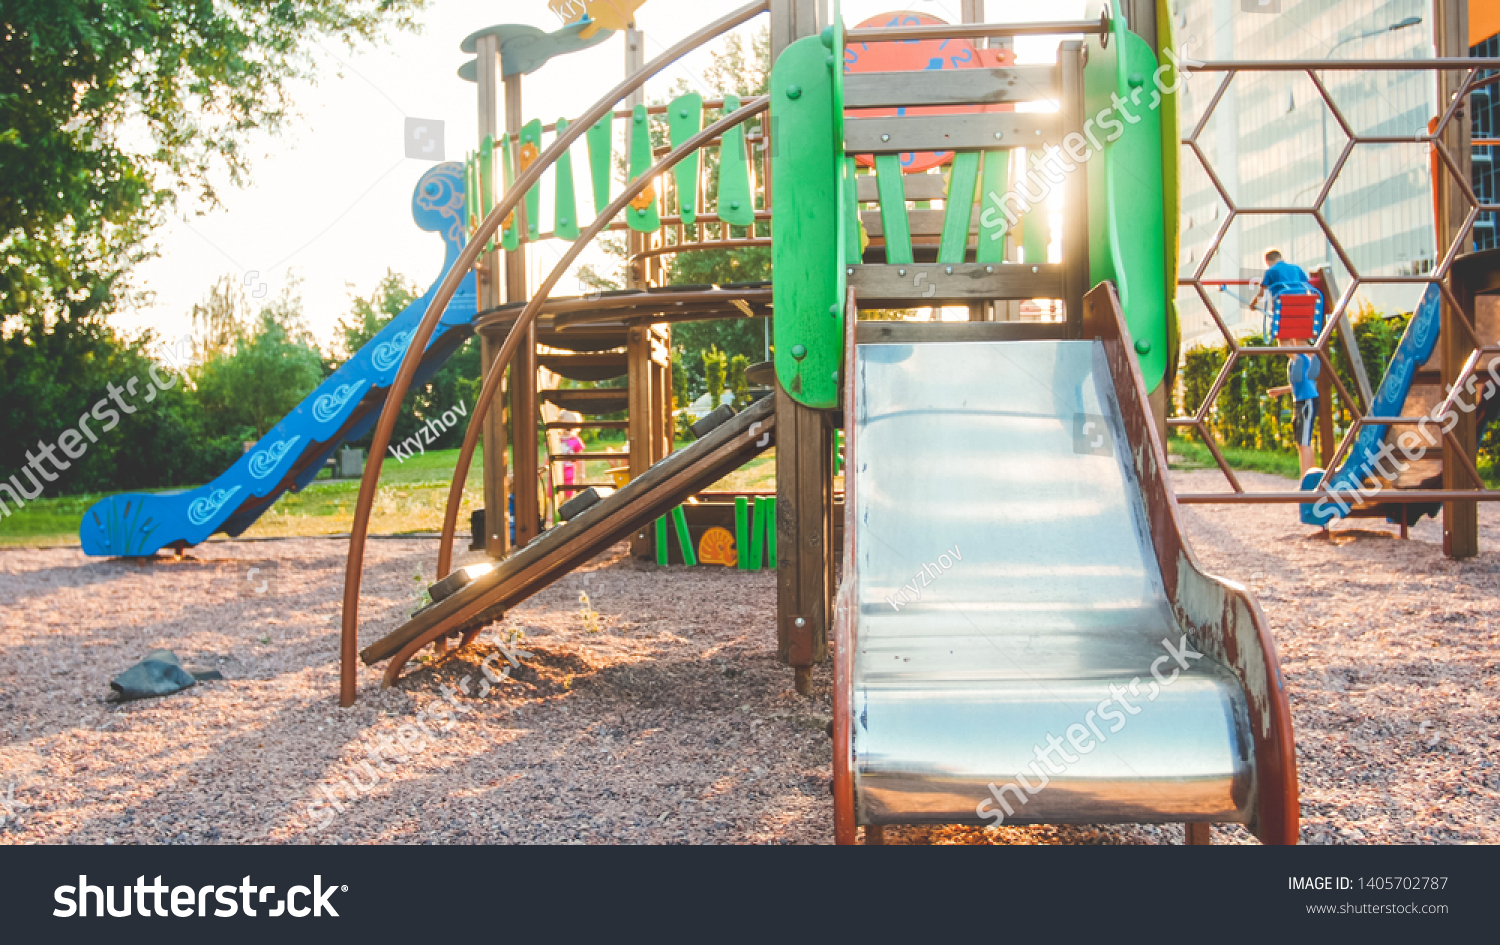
left=668, top=92, right=703, bottom=225
left=855, top=173, right=948, bottom=203
left=873, top=154, right=913, bottom=265
left=862, top=208, right=953, bottom=239
left=938, top=152, right=981, bottom=264
left=843, top=66, right=1059, bottom=108
left=587, top=113, right=613, bottom=217
left=552, top=118, right=580, bottom=240
left=846, top=112, right=1060, bottom=155
left=855, top=320, right=1068, bottom=344
left=976, top=149, right=1010, bottom=264
left=717, top=94, right=755, bottom=227
left=848, top=262, right=1064, bottom=304
left=1059, top=42, right=1089, bottom=327
left=774, top=387, right=832, bottom=676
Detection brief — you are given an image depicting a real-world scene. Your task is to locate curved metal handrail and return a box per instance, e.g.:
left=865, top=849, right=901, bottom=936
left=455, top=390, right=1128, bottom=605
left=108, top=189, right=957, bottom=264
left=338, top=0, right=770, bottom=706
left=434, top=99, right=771, bottom=582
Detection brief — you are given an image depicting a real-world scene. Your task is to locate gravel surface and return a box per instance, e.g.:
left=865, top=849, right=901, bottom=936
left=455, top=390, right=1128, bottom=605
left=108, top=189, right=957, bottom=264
left=1, top=471, right=1496, bottom=845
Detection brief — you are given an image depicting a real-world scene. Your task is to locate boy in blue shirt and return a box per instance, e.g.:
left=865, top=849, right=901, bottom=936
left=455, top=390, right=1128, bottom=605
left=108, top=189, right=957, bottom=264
left=1268, top=341, right=1321, bottom=473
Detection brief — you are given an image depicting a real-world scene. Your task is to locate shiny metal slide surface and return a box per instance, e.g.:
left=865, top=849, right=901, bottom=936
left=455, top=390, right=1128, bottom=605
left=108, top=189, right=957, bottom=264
left=850, top=339, right=1253, bottom=825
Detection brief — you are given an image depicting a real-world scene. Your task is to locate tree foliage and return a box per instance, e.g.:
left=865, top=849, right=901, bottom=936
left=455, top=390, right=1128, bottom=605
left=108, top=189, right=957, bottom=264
left=1, top=0, right=425, bottom=333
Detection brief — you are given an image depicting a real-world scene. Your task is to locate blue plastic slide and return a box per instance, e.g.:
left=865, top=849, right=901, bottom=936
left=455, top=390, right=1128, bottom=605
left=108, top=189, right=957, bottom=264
left=81, top=163, right=477, bottom=556
left=1299, top=283, right=1442, bottom=526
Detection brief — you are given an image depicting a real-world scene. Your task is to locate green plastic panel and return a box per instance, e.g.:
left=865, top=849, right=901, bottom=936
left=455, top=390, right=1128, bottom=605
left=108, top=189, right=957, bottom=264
left=587, top=113, right=613, bottom=217
left=668, top=92, right=703, bottom=225
left=626, top=103, right=660, bottom=232
left=1020, top=149, right=1049, bottom=265
left=466, top=153, right=478, bottom=234
left=1084, top=12, right=1168, bottom=392
left=746, top=496, right=767, bottom=571
left=520, top=118, right=543, bottom=240
left=498, top=133, right=518, bottom=252
left=734, top=496, right=749, bottom=570
left=938, top=151, right=981, bottom=265
left=976, top=149, right=1009, bottom=263
left=874, top=154, right=913, bottom=265
left=670, top=505, right=696, bottom=566
left=717, top=94, right=754, bottom=227
left=553, top=118, right=580, bottom=240
left=770, top=31, right=844, bottom=409
left=654, top=516, right=669, bottom=566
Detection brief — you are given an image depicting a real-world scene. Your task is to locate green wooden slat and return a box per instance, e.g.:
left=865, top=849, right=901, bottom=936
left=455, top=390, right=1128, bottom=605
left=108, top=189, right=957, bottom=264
left=587, top=113, right=613, bottom=217
left=670, top=505, right=696, bottom=566
left=977, top=149, right=1010, bottom=263
left=734, top=496, right=749, bottom=570
left=874, top=154, right=913, bottom=265
left=553, top=118, right=580, bottom=240
left=654, top=516, right=669, bottom=566
left=938, top=152, right=981, bottom=265
left=746, top=497, right=767, bottom=571
left=668, top=93, right=703, bottom=225
left=465, top=153, right=478, bottom=236
left=717, top=94, right=754, bottom=227
left=520, top=118, right=543, bottom=241
left=844, top=158, right=862, bottom=262
left=765, top=496, right=776, bottom=565
left=479, top=135, right=498, bottom=253
left=1020, top=149, right=1048, bottom=265
left=626, top=103, right=660, bottom=232
left=498, top=133, right=518, bottom=252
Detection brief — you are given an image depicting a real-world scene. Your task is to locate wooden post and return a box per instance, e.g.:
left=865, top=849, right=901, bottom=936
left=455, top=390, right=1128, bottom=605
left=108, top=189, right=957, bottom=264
left=476, top=33, right=511, bottom=558
left=1436, top=0, right=1476, bottom=559
left=627, top=325, right=655, bottom=557
left=771, top=0, right=833, bottom=697
left=1185, top=823, right=1212, bottom=845
left=506, top=73, right=541, bottom=550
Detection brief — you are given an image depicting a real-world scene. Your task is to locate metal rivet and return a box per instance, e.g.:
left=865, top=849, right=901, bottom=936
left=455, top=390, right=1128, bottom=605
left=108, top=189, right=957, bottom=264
left=1128, top=72, right=1145, bottom=88
left=637, top=207, right=646, bottom=215
left=679, top=108, right=689, bottom=118
left=730, top=200, right=740, bottom=210
left=898, top=269, right=906, bottom=276
left=787, top=85, right=802, bottom=100
left=634, top=114, right=644, bottom=123
left=881, top=133, right=890, bottom=142
left=682, top=204, right=691, bottom=213
left=985, top=266, right=994, bottom=273
left=994, top=131, right=1004, bottom=139
left=945, top=266, right=953, bottom=275
left=830, top=304, right=840, bottom=313
left=791, top=344, right=807, bottom=360
left=1035, top=129, right=1042, bottom=136
left=847, top=267, right=855, bottom=275
left=794, top=617, right=807, bottom=627
left=560, top=218, right=569, bottom=225
left=1134, top=339, right=1152, bottom=355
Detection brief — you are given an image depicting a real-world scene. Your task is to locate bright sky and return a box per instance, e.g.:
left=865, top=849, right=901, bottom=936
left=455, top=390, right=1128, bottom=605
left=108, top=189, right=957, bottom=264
left=118, top=0, right=1083, bottom=349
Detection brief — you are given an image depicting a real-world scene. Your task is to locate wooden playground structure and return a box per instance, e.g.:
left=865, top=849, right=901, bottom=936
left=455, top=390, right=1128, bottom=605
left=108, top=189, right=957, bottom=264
left=297, top=0, right=1497, bottom=844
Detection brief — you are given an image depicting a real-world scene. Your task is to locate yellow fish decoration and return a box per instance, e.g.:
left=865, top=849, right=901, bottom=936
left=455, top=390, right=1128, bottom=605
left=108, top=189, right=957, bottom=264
left=549, top=0, right=648, bottom=39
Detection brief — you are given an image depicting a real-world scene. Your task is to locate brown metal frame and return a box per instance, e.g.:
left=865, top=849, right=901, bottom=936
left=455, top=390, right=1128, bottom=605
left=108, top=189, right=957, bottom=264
left=1171, top=59, right=1500, bottom=524
left=338, top=0, right=771, bottom=706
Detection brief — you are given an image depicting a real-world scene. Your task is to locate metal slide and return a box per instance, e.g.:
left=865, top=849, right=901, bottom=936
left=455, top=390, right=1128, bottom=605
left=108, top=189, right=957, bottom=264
left=80, top=163, right=478, bottom=557
left=359, top=394, right=777, bottom=685
left=834, top=286, right=1298, bottom=843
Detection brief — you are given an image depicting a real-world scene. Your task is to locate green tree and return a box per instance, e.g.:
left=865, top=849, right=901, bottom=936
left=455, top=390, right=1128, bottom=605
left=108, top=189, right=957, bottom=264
left=702, top=345, right=727, bottom=410
left=729, top=353, right=749, bottom=410
left=192, top=286, right=325, bottom=440
left=334, top=270, right=482, bottom=451
left=1, top=0, right=426, bottom=334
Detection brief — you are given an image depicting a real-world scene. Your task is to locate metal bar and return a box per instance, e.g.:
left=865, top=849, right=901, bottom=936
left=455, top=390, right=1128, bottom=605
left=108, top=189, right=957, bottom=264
left=846, top=19, right=1109, bottom=42
left=1176, top=491, right=1500, bottom=503
left=1181, top=58, right=1500, bottom=71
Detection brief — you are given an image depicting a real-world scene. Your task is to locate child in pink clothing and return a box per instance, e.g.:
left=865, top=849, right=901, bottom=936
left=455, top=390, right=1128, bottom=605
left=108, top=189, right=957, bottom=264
left=558, top=411, right=585, bottom=488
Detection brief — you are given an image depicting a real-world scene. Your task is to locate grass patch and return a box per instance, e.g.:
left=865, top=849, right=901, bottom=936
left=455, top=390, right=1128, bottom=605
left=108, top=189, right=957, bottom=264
left=1167, top=435, right=1303, bottom=480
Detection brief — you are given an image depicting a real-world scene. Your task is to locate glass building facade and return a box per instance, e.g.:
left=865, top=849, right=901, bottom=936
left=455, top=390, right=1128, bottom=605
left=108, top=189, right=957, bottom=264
left=1174, top=0, right=1439, bottom=347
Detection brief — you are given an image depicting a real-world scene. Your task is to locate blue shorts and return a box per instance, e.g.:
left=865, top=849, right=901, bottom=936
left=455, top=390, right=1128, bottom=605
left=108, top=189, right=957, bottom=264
left=1292, top=397, right=1318, bottom=447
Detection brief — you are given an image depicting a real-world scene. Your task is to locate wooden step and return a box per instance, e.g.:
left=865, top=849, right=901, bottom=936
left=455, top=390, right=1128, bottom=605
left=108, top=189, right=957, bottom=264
left=539, top=352, right=628, bottom=382
left=540, top=387, right=630, bottom=415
